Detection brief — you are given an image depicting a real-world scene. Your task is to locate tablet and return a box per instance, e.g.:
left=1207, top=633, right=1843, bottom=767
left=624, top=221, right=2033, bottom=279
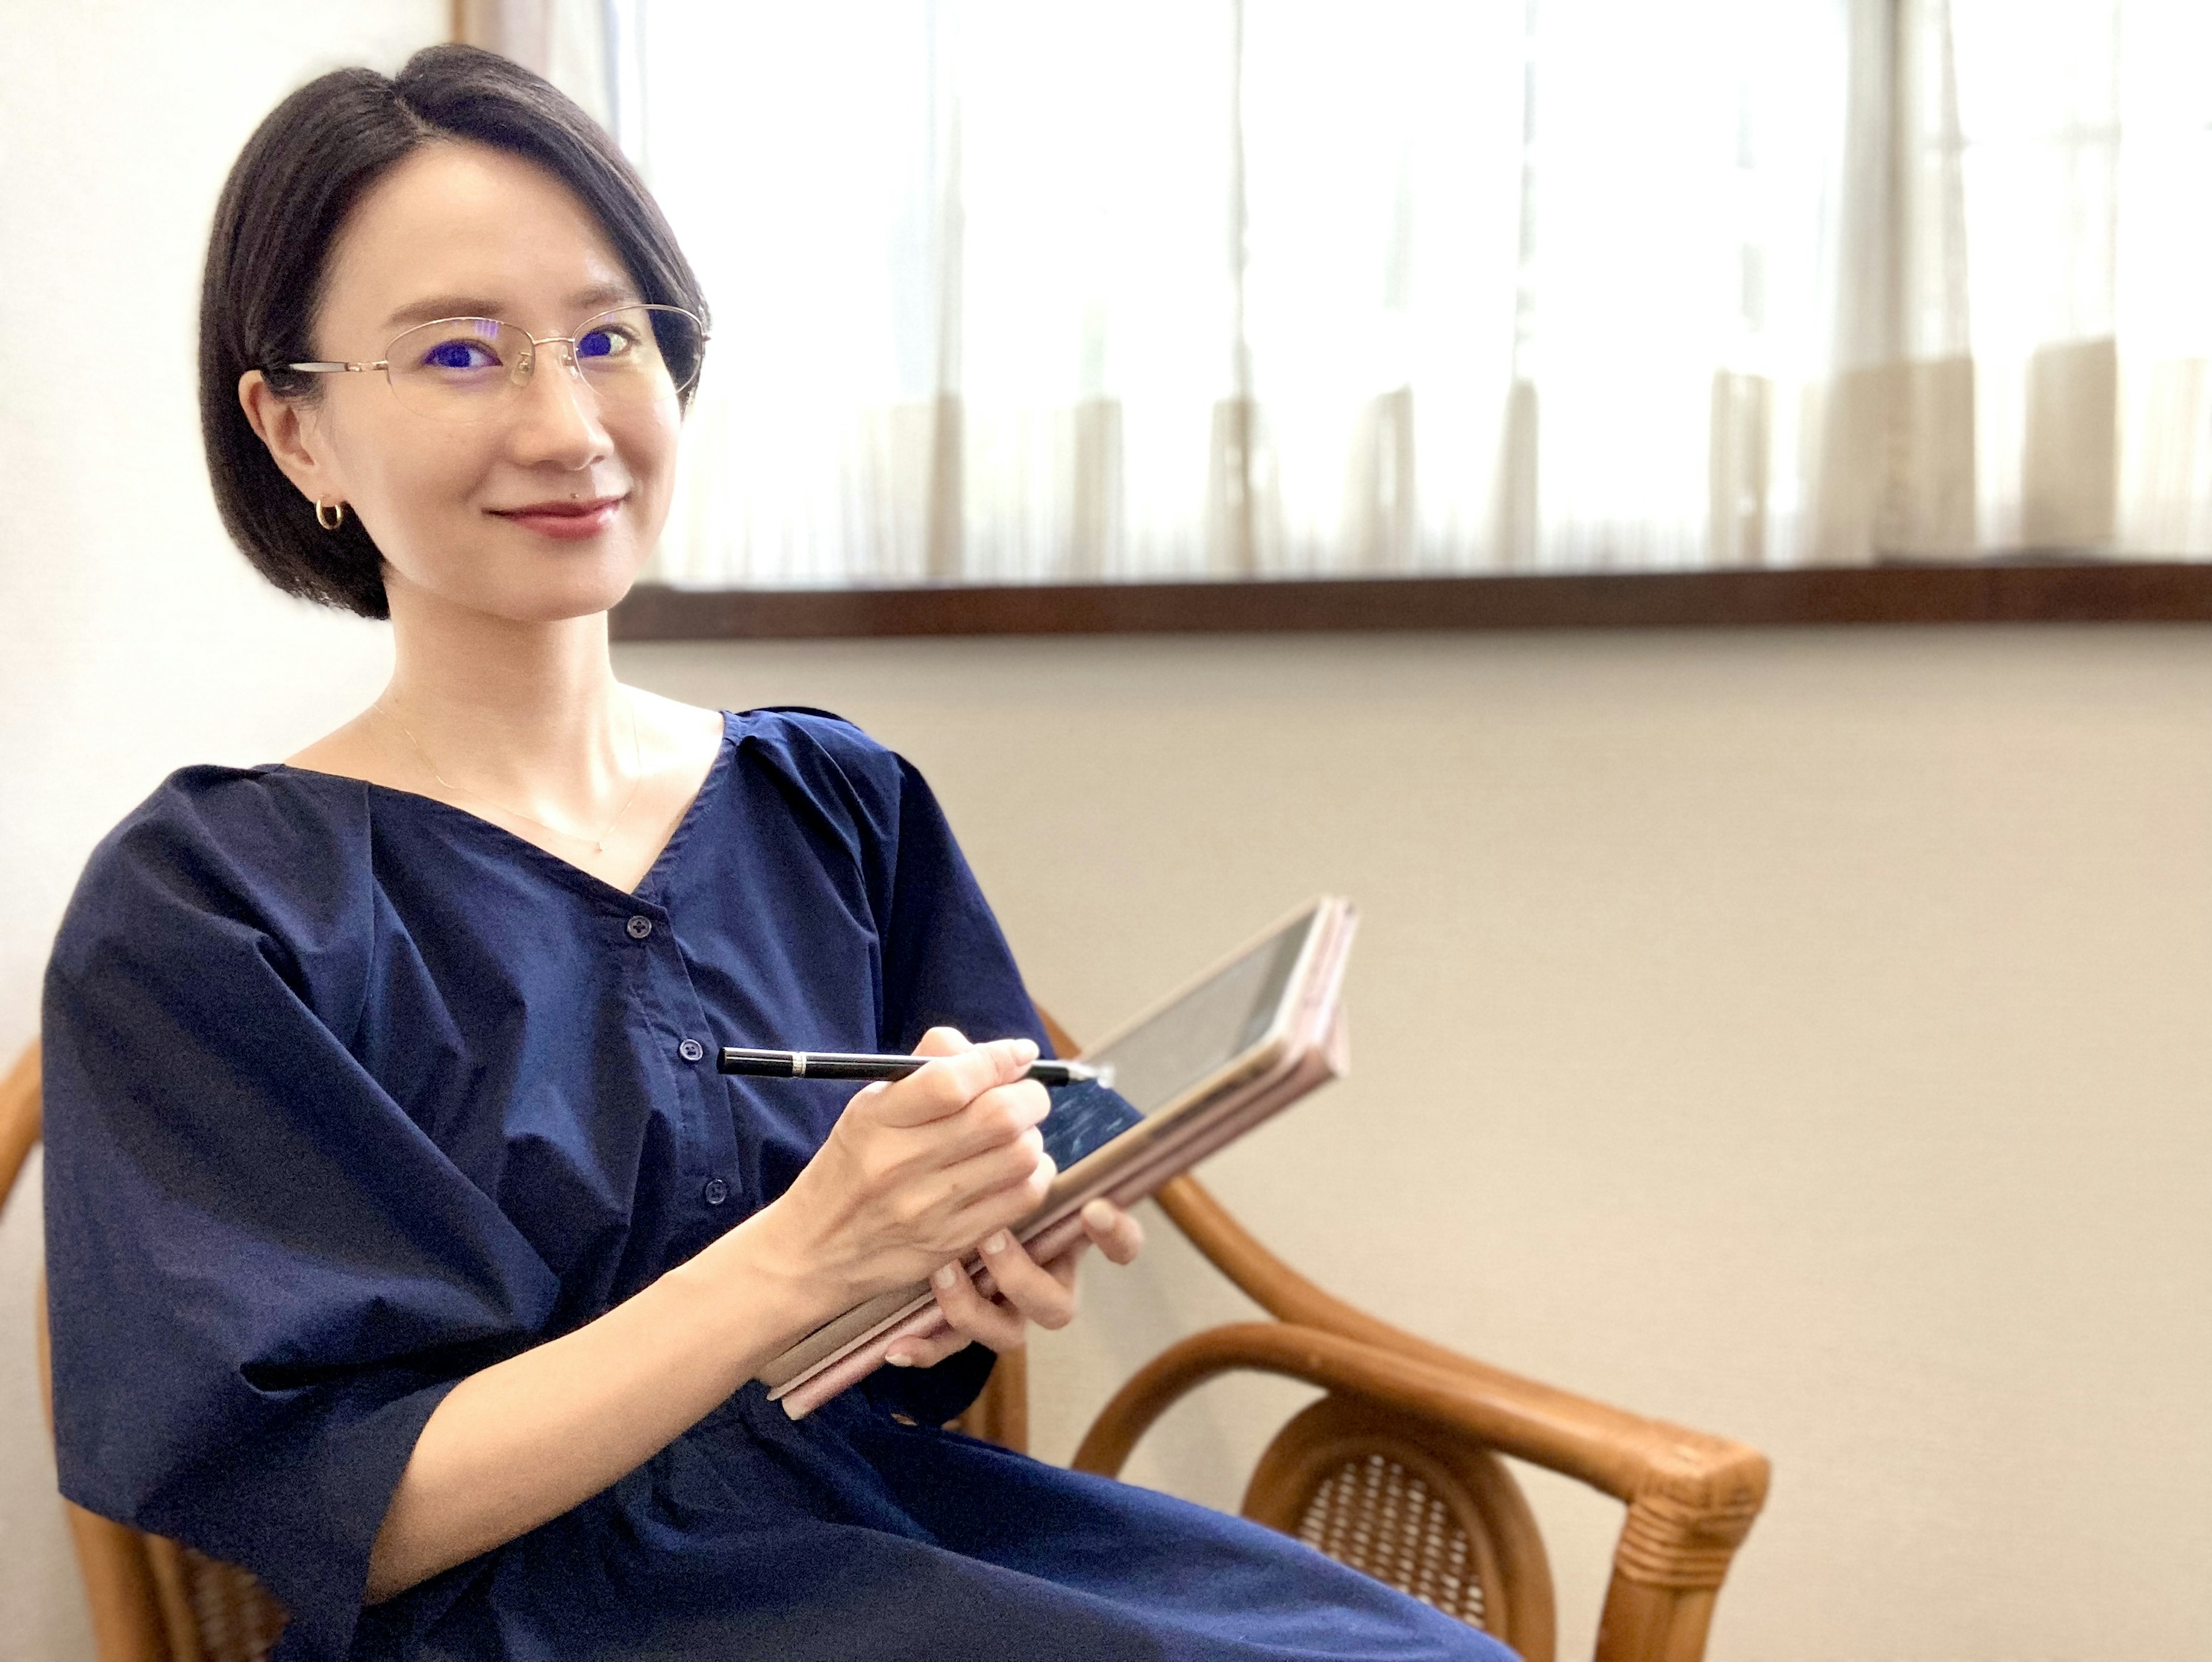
left=757, top=898, right=1349, bottom=1399
left=1035, top=898, right=1324, bottom=1178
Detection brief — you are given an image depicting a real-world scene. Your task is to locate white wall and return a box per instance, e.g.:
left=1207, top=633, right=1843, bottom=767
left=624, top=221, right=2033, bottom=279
left=0, top=5, right=445, bottom=1657
left=3, top=5, right=2209, bottom=1661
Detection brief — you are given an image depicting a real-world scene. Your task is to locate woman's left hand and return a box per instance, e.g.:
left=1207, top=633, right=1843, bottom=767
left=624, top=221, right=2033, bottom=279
left=885, top=1199, right=1146, bottom=1368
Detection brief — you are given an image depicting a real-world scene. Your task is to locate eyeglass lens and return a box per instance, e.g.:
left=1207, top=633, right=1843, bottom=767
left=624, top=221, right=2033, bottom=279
left=381, top=305, right=704, bottom=422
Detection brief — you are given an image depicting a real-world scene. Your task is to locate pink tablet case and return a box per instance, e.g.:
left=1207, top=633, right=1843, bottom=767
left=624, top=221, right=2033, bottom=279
left=758, top=902, right=1354, bottom=1396
left=772, top=902, right=1355, bottom=1419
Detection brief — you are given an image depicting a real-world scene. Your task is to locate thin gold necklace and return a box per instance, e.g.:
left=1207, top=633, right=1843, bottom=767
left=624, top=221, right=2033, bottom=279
left=374, top=691, right=645, bottom=855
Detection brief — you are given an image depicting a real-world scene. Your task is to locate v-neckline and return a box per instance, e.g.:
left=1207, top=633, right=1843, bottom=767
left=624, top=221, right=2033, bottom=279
left=275, top=710, right=738, bottom=904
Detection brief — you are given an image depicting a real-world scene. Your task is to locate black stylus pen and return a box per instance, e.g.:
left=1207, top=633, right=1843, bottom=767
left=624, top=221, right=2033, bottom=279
left=717, top=1047, right=1111, bottom=1088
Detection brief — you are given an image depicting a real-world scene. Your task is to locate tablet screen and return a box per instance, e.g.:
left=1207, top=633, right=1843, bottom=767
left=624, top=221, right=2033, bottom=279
left=1038, top=911, right=1313, bottom=1173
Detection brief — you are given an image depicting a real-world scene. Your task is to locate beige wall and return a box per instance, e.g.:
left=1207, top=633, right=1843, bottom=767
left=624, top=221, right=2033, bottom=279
left=3, top=2, right=2209, bottom=1660
left=619, top=628, right=2212, bottom=1662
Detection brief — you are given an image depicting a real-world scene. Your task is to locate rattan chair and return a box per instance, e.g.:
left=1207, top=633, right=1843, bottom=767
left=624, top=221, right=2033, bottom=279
left=3, top=1020, right=1768, bottom=1662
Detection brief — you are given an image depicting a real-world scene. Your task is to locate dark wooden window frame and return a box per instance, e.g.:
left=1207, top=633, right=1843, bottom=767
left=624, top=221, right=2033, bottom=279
left=612, top=561, right=2212, bottom=640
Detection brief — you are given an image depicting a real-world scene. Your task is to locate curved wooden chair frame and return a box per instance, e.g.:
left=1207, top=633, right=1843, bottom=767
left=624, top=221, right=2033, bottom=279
left=3, top=1016, right=1769, bottom=1662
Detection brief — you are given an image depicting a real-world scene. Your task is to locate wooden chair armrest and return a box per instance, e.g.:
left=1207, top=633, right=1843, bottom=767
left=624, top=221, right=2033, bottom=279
left=1072, top=1322, right=1766, bottom=1522
left=1147, top=1179, right=1767, bottom=1504
left=1073, top=1322, right=1769, bottom=1662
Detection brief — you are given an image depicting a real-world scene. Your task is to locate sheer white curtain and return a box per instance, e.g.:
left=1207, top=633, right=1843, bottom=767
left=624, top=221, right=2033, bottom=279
left=1872, top=0, right=2212, bottom=557
left=502, top=1, right=2212, bottom=586
left=1963, top=0, right=2212, bottom=556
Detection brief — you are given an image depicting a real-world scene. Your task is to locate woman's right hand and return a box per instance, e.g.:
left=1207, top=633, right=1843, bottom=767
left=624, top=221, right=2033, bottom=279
left=751, top=1028, right=1056, bottom=1311
left=368, top=1028, right=1050, bottom=1601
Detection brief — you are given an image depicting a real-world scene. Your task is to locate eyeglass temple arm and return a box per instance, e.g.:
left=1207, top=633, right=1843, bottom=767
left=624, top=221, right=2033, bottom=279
left=286, top=361, right=388, bottom=373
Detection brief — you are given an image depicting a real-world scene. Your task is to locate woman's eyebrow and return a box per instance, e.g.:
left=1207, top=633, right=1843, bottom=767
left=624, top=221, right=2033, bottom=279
left=378, top=285, right=643, bottom=333
left=381, top=296, right=506, bottom=331
left=566, top=282, right=638, bottom=313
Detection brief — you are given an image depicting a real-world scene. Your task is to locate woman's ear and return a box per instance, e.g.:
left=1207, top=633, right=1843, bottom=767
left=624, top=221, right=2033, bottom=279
left=238, top=369, right=343, bottom=505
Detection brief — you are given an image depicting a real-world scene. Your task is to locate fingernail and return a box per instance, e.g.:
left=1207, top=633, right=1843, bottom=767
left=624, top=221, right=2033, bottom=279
left=983, top=1231, right=1010, bottom=1255
left=1013, top=1038, right=1040, bottom=1063
left=933, top=1262, right=959, bottom=1289
left=886, top=1351, right=914, bottom=1367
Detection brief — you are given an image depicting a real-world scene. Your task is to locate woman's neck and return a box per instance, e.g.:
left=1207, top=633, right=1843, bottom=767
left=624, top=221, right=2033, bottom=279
left=285, top=584, right=729, bottom=894
left=379, top=589, right=630, bottom=810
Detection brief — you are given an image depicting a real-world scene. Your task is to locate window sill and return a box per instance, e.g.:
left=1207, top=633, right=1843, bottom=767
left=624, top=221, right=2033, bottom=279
left=610, top=562, right=2212, bottom=640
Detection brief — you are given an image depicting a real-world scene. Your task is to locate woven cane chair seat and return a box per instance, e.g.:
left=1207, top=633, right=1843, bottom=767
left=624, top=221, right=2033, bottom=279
left=148, top=1536, right=288, bottom=1662
left=1294, top=1451, right=1487, bottom=1624
left=1238, top=1392, right=1552, bottom=1653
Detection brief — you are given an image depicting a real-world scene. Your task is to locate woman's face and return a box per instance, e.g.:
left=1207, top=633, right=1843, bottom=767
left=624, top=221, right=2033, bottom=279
left=250, top=141, right=683, bottom=625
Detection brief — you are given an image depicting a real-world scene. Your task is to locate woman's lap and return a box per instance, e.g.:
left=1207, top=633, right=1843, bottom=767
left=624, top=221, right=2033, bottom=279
left=385, top=1390, right=1517, bottom=1662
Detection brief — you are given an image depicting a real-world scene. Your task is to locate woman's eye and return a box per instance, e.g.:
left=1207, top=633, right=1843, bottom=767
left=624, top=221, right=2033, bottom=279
left=577, top=328, right=632, bottom=362
left=421, top=339, right=499, bottom=371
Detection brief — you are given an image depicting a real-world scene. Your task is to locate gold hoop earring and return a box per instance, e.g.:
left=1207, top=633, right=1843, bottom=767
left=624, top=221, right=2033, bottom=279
left=315, top=498, right=346, bottom=531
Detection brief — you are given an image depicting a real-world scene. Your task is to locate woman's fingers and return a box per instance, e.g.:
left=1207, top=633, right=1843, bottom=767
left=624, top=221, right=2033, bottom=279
left=936, top=1152, right=1055, bottom=1259
left=937, top=1078, right=1051, bottom=1164
left=883, top=1326, right=972, bottom=1370
left=1032, top=1199, right=1143, bottom=1295
left=935, top=1129, right=1052, bottom=1212
left=865, top=1036, right=1037, bottom=1130
left=911, top=1026, right=969, bottom=1058
left=976, top=1229, right=1077, bottom=1330
left=1080, top=1198, right=1145, bottom=1266
left=888, top=1202, right=1143, bottom=1366
left=929, top=1258, right=1028, bottom=1351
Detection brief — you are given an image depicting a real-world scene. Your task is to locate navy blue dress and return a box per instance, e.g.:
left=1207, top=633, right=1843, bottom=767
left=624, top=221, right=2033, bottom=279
left=42, top=708, right=1512, bottom=1662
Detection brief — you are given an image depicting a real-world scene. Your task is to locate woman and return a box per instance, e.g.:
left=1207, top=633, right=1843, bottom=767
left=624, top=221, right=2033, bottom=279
left=41, top=44, right=1514, bottom=1662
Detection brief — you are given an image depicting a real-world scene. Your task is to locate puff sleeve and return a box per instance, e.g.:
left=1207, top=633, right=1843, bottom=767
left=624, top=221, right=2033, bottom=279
left=41, top=775, right=558, bottom=1661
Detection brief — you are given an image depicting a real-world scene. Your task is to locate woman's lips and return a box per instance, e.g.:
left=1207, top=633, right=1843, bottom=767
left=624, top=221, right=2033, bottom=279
left=491, top=495, right=624, bottom=540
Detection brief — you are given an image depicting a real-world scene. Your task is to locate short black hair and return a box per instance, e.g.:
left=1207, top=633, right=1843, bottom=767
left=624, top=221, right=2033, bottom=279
left=198, top=44, right=708, bottom=620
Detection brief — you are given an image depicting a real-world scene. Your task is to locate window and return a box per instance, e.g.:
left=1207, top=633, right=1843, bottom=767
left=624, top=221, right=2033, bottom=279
left=570, top=2, right=2212, bottom=597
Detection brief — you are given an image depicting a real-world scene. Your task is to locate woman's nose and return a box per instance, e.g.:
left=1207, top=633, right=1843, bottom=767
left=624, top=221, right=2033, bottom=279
left=507, top=340, right=609, bottom=460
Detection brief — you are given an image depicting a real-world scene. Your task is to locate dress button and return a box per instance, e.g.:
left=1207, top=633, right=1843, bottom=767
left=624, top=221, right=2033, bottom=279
left=678, top=1038, right=704, bottom=1063
left=702, top=1177, right=730, bottom=1206
left=626, top=915, right=654, bottom=940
